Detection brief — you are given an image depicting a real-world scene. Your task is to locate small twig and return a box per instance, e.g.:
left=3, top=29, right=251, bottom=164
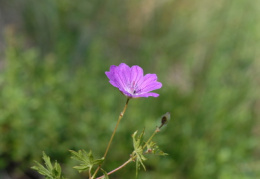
left=103, top=98, right=130, bottom=158
left=95, top=124, right=162, bottom=178
left=95, top=159, right=133, bottom=179
left=89, top=168, right=92, bottom=179
left=92, top=98, right=130, bottom=179
left=143, top=127, right=159, bottom=149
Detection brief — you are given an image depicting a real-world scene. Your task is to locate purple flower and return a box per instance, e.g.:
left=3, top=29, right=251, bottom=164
left=105, top=63, right=162, bottom=98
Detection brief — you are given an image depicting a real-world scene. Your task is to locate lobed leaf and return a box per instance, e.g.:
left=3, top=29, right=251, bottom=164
left=145, top=141, right=168, bottom=156
left=31, top=152, right=64, bottom=179
left=69, top=150, right=104, bottom=173
left=132, top=130, right=147, bottom=176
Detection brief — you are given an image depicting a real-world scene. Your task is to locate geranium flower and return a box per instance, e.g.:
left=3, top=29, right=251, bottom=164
left=105, top=63, right=162, bottom=98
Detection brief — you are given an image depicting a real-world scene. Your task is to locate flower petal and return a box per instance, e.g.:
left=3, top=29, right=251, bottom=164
left=105, top=65, right=120, bottom=88
left=133, top=92, right=160, bottom=98
left=140, top=81, right=162, bottom=93
left=118, top=89, right=133, bottom=97
left=106, top=63, right=162, bottom=98
left=138, top=74, right=162, bottom=93
left=130, top=65, right=143, bottom=87
left=115, top=63, right=131, bottom=90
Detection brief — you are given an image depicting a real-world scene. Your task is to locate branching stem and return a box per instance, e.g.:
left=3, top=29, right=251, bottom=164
left=95, top=125, right=160, bottom=178
left=89, top=168, right=92, bottom=179
left=96, top=159, right=133, bottom=179
left=92, top=98, right=130, bottom=179
left=143, top=127, right=159, bottom=149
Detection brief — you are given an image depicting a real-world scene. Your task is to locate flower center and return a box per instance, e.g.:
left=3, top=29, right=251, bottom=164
left=128, top=81, right=140, bottom=95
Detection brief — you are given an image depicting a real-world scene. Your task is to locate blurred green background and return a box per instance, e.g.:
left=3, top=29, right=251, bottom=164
left=0, top=0, right=260, bottom=178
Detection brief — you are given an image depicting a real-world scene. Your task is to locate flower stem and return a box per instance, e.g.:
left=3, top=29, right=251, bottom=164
left=94, top=125, right=161, bottom=178
left=143, top=127, right=159, bottom=149
left=89, top=168, right=92, bottom=179
left=103, top=98, right=130, bottom=158
left=96, top=158, right=133, bottom=179
left=95, top=126, right=160, bottom=178
left=92, top=98, right=130, bottom=179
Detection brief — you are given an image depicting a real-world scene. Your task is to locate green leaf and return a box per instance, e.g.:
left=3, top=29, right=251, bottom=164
left=31, top=152, right=64, bottom=179
left=69, top=150, right=104, bottom=173
left=145, top=141, right=168, bottom=156
left=132, top=130, right=147, bottom=177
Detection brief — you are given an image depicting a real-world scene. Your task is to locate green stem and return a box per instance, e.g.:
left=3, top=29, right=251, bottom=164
left=92, top=98, right=130, bottom=179
left=95, top=126, right=160, bottom=178
left=89, top=168, right=92, bottom=179
left=143, top=127, right=159, bottom=149
left=103, top=98, right=130, bottom=158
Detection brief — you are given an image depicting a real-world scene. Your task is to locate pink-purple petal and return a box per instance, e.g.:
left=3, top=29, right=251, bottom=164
left=114, top=70, right=127, bottom=89
left=130, top=65, right=143, bottom=86
left=105, top=66, right=121, bottom=88
left=105, top=63, right=162, bottom=98
left=112, top=63, right=131, bottom=91
left=138, top=74, right=158, bottom=88
left=133, top=92, right=160, bottom=98
left=118, top=88, right=133, bottom=97
left=140, top=81, right=162, bottom=93
left=118, top=63, right=131, bottom=85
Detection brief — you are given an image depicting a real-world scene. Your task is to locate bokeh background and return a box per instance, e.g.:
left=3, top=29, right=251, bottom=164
left=0, top=0, right=260, bottom=179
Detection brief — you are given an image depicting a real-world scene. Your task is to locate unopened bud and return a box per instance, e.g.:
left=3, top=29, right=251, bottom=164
left=146, top=148, right=153, bottom=153
left=159, top=112, right=170, bottom=129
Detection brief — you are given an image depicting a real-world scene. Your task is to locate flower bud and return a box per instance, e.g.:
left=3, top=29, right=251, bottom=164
left=159, top=112, right=170, bottom=129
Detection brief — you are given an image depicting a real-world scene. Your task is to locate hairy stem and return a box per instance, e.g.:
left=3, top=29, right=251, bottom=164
left=96, top=159, right=133, bottom=179
left=92, top=98, right=130, bottom=179
left=103, top=98, right=130, bottom=158
left=89, top=168, right=92, bottom=179
left=143, top=127, right=159, bottom=149
left=95, top=125, right=160, bottom=178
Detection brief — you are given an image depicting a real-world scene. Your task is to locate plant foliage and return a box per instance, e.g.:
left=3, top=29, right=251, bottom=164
left=69, top=150, right=104, bottom=173
left=31, top=152, right=65, bottom=179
